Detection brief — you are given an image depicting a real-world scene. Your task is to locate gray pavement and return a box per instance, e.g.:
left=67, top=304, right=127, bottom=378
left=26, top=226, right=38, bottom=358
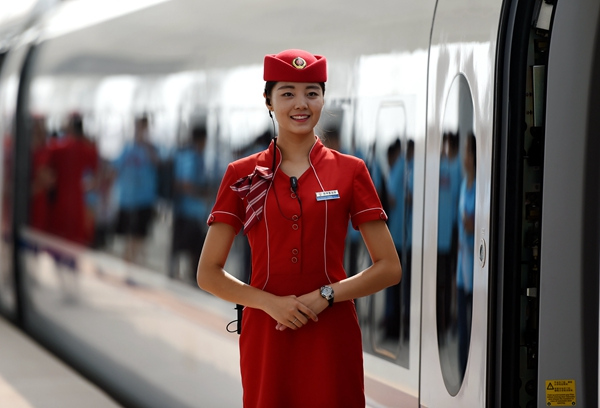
left=0, top=316, right=123, bottom=408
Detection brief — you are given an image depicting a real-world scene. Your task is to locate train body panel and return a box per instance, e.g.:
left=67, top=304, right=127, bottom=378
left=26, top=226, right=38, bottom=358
left=0, top=42, right=32, bottom=318
left=537, top=0, right=600, bottom=405
left=421, top=0, right=503, bottom=405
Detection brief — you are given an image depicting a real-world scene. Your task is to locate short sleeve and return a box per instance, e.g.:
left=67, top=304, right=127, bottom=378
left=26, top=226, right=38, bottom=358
left=350, top=160, right=388, bottom=229
left=207, top=162, right=245, bottom=234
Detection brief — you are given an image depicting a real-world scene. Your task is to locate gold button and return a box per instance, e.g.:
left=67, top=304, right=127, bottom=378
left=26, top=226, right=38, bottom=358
left=292, top=215, right=299, bottom=221
left=292, top=248, right=299, bottom=255
left=291, top=193, right=297, bottom=199
left=291, top=257, right=298, bottom=263
left=292, top=224, right=299, bottom=230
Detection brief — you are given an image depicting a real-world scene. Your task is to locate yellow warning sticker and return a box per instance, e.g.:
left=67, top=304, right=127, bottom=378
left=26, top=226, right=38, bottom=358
left=545, top=380, right=576, bottom=406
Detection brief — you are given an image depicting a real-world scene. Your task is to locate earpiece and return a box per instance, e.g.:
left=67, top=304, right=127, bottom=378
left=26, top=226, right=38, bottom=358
left=266, top=97, right=273, bottom=118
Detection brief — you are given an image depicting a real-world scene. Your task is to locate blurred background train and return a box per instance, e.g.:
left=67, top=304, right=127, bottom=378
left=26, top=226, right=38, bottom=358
left=0, top=0, right=598, bottom=407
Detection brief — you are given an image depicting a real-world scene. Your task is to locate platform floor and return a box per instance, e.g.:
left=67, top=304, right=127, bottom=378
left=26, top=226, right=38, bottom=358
left=0, top=316, right=122, bottom=408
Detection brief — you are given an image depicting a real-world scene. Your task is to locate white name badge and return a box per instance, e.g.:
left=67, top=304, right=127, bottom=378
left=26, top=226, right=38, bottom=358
left=316, top=190, right=340, bottom=201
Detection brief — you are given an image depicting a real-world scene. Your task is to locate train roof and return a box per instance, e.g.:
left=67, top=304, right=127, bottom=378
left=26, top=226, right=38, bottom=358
left=28, top=0, right=490, bottom=76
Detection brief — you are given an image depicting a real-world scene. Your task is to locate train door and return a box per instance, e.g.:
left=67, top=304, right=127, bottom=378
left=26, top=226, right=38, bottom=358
left=498, top=0, right=599, bottom=406
left=489, top=1, right=558, bottom=407
left=419, top=0, right=503, bottom=406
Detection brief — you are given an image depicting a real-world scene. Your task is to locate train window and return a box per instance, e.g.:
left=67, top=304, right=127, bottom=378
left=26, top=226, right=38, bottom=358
left=361, top=102, right=412, bottom=367
left=436, top=74, right=475, bottom=395
left=25, top=66, right=227, bottom=286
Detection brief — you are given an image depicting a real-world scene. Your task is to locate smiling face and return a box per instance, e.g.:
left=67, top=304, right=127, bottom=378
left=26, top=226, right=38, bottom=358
left=268, top=82, right=324, bottom=139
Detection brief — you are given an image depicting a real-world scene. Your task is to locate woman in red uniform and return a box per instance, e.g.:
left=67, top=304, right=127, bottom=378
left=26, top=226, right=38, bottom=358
left=197, top=49, right=401, bottom=408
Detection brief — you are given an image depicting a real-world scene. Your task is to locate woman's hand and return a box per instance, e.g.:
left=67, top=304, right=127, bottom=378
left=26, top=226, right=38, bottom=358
left=265, top=295, right=319, bottom=331
left=273, top=290, right=327, bottom=331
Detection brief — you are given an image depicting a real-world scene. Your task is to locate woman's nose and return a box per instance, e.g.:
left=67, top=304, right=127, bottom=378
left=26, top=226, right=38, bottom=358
left=294, top=96, right=308, bottom=109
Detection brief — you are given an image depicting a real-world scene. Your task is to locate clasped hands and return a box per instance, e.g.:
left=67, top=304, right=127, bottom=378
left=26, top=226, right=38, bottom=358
left=267, top=290, right=327, bottom=331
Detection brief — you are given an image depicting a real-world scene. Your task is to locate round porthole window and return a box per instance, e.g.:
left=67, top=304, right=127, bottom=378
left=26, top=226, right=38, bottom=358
left=435, top=73, right=476, bottom=396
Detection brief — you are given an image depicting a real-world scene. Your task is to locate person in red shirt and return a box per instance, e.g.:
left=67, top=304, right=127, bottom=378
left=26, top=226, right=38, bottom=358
left=29, top=115, right=54, bottom=231
left=47, top=113, right=98, bottom=245
left=197, top=49, right=402, bottom=408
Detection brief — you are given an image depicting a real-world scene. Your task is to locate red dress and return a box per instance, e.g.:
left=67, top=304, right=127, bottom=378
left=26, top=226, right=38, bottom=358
left=208, top=138, right=387, bottom=408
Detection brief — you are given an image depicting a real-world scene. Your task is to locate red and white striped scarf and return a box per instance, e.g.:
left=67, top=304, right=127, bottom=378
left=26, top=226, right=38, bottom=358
left=230, top=166, right=274, bottom=234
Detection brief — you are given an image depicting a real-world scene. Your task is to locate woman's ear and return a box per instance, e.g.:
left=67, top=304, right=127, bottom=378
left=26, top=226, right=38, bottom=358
left=263, top=92, right=271, bottom=107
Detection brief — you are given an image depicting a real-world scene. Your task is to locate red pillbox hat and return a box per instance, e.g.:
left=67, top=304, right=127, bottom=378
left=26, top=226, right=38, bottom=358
left=263, top=49, right=327, bottom=82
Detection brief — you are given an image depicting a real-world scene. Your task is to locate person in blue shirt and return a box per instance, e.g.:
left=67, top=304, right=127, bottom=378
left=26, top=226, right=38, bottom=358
left=401, top=139, right=415, bottom=341
left=457, top=132, right=476, bottom=377
left=437, top=131, right=462, bottom=342
left=170, top=125, right=212, bottom=283
left=113, top=115, right=159, bottom=263
left=384, top=138, right=404, bottom=339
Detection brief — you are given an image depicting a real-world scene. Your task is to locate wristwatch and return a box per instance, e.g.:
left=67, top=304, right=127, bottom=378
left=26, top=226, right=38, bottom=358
left=320, top=285, right=334, bottom=307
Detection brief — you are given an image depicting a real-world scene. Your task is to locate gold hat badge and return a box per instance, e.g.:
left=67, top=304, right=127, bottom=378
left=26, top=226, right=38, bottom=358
left=292, top=57, right=307, bottom=69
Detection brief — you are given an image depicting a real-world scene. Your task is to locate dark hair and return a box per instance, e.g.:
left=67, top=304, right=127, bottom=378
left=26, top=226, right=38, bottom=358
left=136, top=115, right=149, bottom=126
left=264, top=81, right=326, bottom=105
left=69, top=114, right=84, bottom=135
left=388, top=138, right=401, bottom=155
left=468, top=132, right=477, bottom=169
left=191, top=125, right=207, bottom=142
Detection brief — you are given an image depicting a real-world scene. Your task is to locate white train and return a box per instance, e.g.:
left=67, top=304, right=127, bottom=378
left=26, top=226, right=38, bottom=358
left=0, top=0, right=597, bottom=406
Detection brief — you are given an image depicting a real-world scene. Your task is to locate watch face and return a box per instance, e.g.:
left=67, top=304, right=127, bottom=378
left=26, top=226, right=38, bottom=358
left=321, top=286, right=333, bottom=298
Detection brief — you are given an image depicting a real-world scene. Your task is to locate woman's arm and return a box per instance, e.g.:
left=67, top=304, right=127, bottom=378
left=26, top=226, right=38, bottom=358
left=197, top=222, right=318, bottom=329
left=277, top=219, right=402, bottom=330
left=333, top=219, right=402, bottom=300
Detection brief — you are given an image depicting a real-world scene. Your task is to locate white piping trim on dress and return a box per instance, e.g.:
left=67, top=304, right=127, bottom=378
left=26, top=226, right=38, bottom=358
left=209, top=211, right=244, bottom=225
left=308, top=141, right=332, bottom=284
left=352, top=207, right=385, bottom=217
left=261, top=145, right=283, bottom=291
